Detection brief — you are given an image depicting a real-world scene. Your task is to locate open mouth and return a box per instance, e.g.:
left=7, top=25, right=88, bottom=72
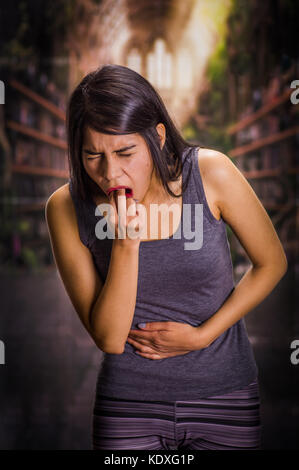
left=107, top=186, right=134, bottom=198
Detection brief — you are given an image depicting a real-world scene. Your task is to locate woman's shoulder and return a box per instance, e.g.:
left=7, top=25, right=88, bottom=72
left=196, top=147, right=233, bottom=176
left=45, top=182, right=92, bottom=248
left=45, top=183, right=73, bottom=220
left=46, top=182, right=71, bottom=205
left=196, top=147, right=239, bottom=195
left=194, top=147, right=235, bottom=221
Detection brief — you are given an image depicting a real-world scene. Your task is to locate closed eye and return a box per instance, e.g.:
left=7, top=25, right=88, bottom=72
left=87, top=153, right=132, bottom=160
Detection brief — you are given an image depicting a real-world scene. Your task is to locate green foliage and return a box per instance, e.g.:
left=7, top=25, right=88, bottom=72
left=206, top=39, right=228, bottom=88
left=204, top=126, right=233, bottom=155
left=17, top=220, right=31, bottom=234
left=21, top=247, right=39, bottom=270
left=182, top=124, right=198, bottom=142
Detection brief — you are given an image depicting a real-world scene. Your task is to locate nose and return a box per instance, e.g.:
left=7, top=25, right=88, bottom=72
left=102, top=155, right=122, bottom=181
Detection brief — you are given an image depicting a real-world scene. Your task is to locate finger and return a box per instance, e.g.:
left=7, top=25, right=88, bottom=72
left=127, top=337, right=150, bottom=347
left=114, top=188, right=126, bottom=213
left=116, top=189, right=128, bottom=237
left=135, top=343, right=158, bottom=354
left=128, top=331, right=152, bottom=341
left=107, top=191, right=117, bottom=225
left=134, top=200, right=139, bottom=217
left=136, top=322, right=169, bottom=331
left=127, top=199, right=141, bottom=240
left=108, top=188, right=124, bottom=217
left=127, top=338, right=149, bottom=352
left=108, top=189, right=126, bottom=238
left=137, top=351, right=182, bottom=360
left=135, top=351, right=161, bottom=360
left=126, top=194, right=137, bottom=219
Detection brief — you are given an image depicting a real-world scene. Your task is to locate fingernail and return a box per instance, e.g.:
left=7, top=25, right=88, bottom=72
left=138, top=323, right=146, bottom=329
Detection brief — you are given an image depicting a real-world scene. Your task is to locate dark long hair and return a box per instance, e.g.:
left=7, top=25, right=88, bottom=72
left=66, top=64, right=199, bottom=201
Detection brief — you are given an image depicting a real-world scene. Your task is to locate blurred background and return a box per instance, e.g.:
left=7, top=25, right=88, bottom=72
left=0, top=0, right=298, bottom=450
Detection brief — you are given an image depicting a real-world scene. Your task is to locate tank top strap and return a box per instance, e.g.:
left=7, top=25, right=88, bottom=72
left=68, top=179, right=93, bottom=247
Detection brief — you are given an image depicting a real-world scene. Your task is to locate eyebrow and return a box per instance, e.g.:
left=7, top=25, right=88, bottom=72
left=83, top=144, right=137, bottom=155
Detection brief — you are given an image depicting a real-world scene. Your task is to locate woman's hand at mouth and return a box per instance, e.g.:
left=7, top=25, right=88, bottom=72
left=106, top=188, right=142, bottom=249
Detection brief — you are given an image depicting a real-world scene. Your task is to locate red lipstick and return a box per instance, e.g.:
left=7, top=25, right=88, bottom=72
left=107, top=186, right=134, bottom=198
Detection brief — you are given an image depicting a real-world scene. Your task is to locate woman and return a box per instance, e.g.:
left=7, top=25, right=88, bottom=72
left=45, top=64, right=287, bottom=450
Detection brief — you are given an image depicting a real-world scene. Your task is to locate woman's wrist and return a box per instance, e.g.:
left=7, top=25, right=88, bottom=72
left=112, top=238, right=140, bottom=251
left=190, top=325, right=212, bottom=350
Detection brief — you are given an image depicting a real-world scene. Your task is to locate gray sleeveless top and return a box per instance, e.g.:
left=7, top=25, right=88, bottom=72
left=68, top=145, right=258, bottom=400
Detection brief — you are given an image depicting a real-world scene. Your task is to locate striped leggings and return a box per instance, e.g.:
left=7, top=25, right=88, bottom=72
left=92, top=378, right=262, bottom=450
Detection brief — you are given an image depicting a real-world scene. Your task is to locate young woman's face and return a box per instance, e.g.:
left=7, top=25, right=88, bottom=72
left=81, top=124, right=165, bottom=204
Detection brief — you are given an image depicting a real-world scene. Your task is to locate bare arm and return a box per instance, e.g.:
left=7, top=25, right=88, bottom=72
left=45, top=185, right=140, bottom=354
left=89, top=242, right=139, bottom=354
left=193, top=149, right=288, bottom=348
